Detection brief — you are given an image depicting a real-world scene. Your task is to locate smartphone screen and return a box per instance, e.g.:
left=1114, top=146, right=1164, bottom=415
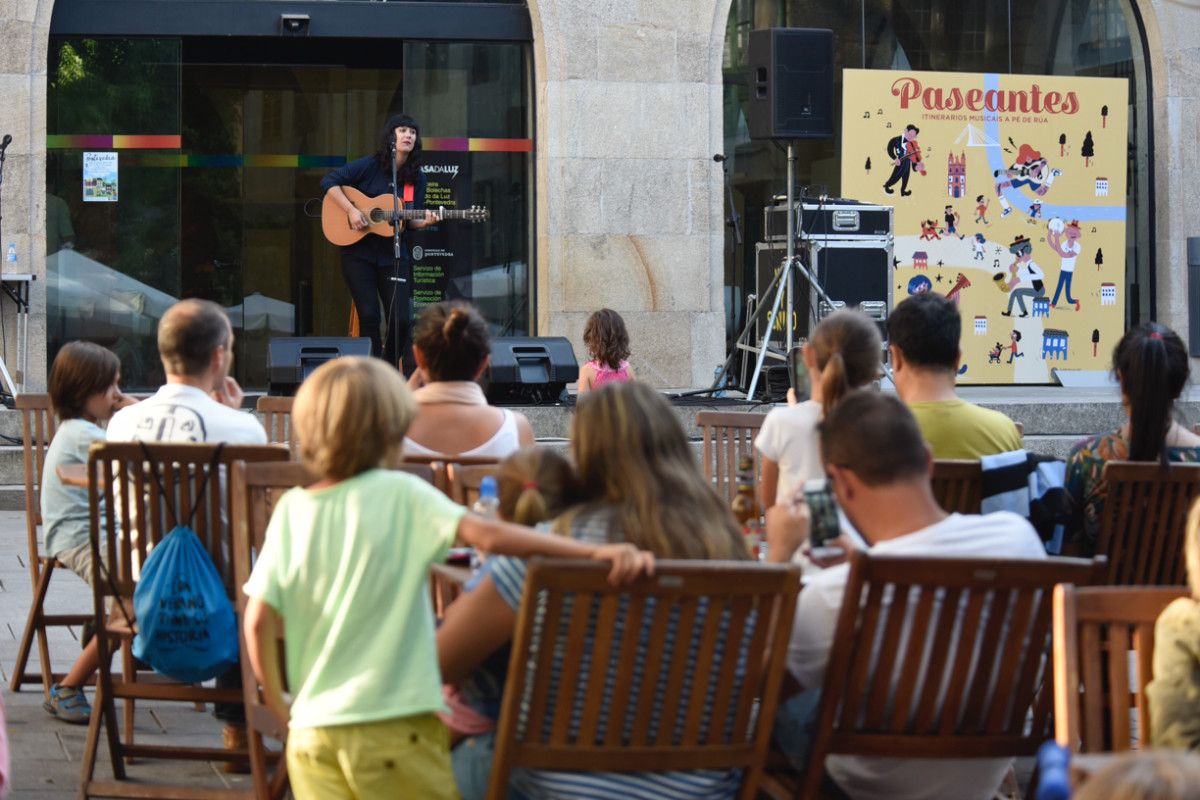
left=802, top=478, right=840, bottom=546
left=788, top=345, right=810, bottom=400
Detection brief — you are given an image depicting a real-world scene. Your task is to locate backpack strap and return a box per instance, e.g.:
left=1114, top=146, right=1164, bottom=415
left=136, top=441, right=226, bottom=530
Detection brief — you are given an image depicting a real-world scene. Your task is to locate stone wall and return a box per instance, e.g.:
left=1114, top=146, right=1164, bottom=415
left=1142, top=1, right=1200, bottom=343
left=530, top=0, right=730, bottom=388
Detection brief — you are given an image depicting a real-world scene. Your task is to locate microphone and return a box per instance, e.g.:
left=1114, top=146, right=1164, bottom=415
left=0, top=135, right=11, bottom=151
left=713, top=154, right=727, bottom=163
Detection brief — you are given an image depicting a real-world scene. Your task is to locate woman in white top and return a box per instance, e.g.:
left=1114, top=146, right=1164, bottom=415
left=402, top=302, right=534, bottom=459
left=756, top=309, right=882, bottom=508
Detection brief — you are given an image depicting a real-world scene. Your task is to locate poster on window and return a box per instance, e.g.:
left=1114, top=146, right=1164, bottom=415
left=82, top=151, right=118, bottom=202
left=840, top=69, right=1128, bottom=384
left=409, top=153, right=474, bottom=310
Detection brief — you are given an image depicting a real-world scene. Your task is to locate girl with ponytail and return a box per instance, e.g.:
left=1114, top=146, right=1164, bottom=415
left=755, top=309, right=882, bottom=508
left=1066, top=323, right=1200, bottom=551
left=402, top=301, right=535, bottom=458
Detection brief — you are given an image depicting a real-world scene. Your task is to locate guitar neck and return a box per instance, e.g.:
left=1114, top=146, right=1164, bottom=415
left=393, top=208, right=476, bottom=220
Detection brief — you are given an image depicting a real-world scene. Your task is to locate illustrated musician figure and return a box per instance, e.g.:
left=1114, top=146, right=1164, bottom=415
left=321, top=114, right=439, bottom=366
left=883, top=123, right=923, bottom=197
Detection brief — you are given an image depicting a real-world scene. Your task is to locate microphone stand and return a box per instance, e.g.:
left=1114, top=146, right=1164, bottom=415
left=388, top=136, right=407, bottom=371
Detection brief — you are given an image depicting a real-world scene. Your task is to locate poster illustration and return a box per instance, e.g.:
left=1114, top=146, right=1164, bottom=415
left=82, top=151, right=118, bottom=202
left=841, top=69, right=1129, bottom=384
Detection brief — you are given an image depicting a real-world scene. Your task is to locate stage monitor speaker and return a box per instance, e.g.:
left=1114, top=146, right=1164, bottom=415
left=485, top=336, right=579, bottom=405
left=747, top=28, right=834, bottom=140
left=268, top=336, right=371, bottom=395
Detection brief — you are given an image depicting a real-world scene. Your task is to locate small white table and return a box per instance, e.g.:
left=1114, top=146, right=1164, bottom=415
left=0, top=273, right=34, bottom=395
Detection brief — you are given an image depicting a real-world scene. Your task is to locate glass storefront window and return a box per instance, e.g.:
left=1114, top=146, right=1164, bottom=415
left=47, top=35, right=533, bottom=390
left=721, top=0, right=1150, bottom=344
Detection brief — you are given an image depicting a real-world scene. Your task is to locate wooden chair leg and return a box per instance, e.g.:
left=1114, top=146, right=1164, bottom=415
left=121, top=639, right=135, bottom=765
left=11, top=561, right=55, bottom=695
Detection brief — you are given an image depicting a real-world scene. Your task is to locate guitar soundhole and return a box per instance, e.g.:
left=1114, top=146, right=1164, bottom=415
left=369, top=209, right=386, bottom=224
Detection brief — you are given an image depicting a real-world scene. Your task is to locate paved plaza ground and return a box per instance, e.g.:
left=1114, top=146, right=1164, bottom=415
left=0, top=510, right=260, bottom=798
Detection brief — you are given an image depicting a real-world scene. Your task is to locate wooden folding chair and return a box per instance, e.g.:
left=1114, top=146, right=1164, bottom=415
left=255, top=396, right=296, bottom=458
left=488, top=559, right=801, bottom=800
left=232, top=460, right=313, bottom=800
left=696, top=410, right=766, bottom=505
left=793, top=552, right=1098, bottom=799
left=10, top=393, right=94, bottom=695
left=930, top=458, right=983, bottom=514
left=404, top=454, right=497, bottom=496
left=447, top=461, right=500, bottom=507
left=1053, top=585, right=1189, bottom=753
left=1095, top=461, right=1200, bottom=585
left=80, top=441, right=289, bottom=800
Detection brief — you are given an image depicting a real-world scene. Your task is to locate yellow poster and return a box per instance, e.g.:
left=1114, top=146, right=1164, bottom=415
left=840, top=69, right=1128, bottom=384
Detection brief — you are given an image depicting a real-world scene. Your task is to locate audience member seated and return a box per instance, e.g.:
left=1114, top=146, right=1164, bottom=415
left=765, top=390, right=1045, bottom=800
left=242, top=358, right=649, bottom=800
left=577, top=308, right=635, bottom=393
left=437, top=381, right=749, bottom=800
left=1065, top=323, right=1200, bottom=551
left=888, top=293, right=1023, bottom=458
left=105, top=298, right=267, bottom=768
left=756, top=309, right=881, bottom=509
left=40, top=342, right=136, bottom=724
left=439, top=446, right=582, bottom=743
left=1073, top=750, right=1200, bottom=800
left=402, top=301, right=534, bottom=459
left=1146, top=497, right=1200, bottom=750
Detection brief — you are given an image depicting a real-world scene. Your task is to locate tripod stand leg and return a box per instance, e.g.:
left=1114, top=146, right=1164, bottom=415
left=746, top=257, right=793, bottom=400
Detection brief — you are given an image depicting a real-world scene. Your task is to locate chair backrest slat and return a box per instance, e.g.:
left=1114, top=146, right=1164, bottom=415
left=255, top=395, right=296, bottom=456
left=1097, top=462, right=1200, bottom=585
left=930, top=459, right=983, bottom=514
left=448, top=461, right=500, bottom=507
left=695, top=411, right=765, bottom=505
left=1053, top=585, right=1188, bottom=753
left=489, top=560, right=800, bottom=799
left=809, top=552, right=1097, bottom=787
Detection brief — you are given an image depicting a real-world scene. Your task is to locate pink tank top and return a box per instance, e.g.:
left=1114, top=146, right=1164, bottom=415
left=587, top=359, right=632, bottom=389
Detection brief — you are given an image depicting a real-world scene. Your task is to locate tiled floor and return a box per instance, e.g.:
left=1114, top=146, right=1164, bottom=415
left=0, top=511, right=261, bottom=798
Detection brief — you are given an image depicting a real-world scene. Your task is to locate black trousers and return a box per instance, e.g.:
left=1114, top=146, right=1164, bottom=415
left=341, top=251, right=412, bottom=367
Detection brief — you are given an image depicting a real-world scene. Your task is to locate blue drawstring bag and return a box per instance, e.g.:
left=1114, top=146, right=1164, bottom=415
left=132, top=525, right=238, bottom=683
left=127, top=443, right=238, bottom=683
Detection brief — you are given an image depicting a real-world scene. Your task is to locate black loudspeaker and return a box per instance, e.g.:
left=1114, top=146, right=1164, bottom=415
left=747, top=28, right=834, bottom=140
left=485, top=337, right=579, bottom=405
left=268, top=336, right=372, bottom=395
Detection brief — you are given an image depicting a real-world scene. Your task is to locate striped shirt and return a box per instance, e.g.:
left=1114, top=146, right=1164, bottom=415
left=481, top=507, right=744, bottom=800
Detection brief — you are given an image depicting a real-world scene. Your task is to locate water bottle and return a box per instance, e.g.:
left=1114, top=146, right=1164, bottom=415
left=1034, top=741, right=1070, bottom=800
left=471, top=475, right=501, bottom=569
left=5, top=243, right=14, bottom=266
left=713, top=365, right=725, bottom=398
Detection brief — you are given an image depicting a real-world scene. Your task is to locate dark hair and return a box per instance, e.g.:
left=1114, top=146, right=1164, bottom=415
left=887, top=293, right=960, bottom=371
left=49, top=341, right=120, bottom=420
left=810, top=309, right=882, bottom=416
left=820, top=390, right=928, bottom=486
left=413, top=301, right=491, bottom=381
left=1114, top=323, right=1190, bottom=464
left=158, top=299, right=231, bottom=377
left=582, top=308, right=631, bottom=370
left=906, top=124, right=920, bottom=134
left=976, top=194, right=985, bottom=202
left=376, top=113, right=422, bottom=186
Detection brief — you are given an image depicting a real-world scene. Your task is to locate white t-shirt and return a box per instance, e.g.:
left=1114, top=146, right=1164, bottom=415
left=755, top=400, right=824, bottom=506
left=1059, top=240, right=1081, bottom=272
left=1019, top=259, right=1044, bottom=283
left=790, top=512, right=1046, bottom=800
left=106, top=383, right=267, bottom=445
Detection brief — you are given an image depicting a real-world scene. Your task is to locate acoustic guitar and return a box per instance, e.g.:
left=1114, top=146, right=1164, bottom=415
left=321, top=185, right=489, bottom=246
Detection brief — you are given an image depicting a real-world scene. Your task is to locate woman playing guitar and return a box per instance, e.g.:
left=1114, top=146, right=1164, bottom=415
left=321, top=113, right=439, bottom=367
